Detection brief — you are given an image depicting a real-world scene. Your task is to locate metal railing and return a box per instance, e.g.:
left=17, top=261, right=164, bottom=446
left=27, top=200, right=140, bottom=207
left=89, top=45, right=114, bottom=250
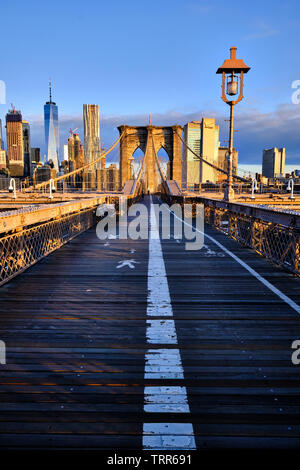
left=205, top=203, right=300, bottom=275
left=182, top=182, right=275, bottom=195
left=167, top=195, right=300, bottom=275
left=0, top=194, right=141, bottom=286
left=0, top=207, right=95, bottom=286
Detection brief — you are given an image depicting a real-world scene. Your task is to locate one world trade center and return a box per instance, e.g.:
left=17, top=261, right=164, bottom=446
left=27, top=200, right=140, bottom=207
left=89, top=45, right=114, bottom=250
left=44, top=80, right=59, bottom=171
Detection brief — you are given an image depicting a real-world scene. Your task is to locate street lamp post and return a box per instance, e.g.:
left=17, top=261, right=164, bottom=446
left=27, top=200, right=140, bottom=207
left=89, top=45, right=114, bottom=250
left=217, top=47, right=250, bottom=201
left=49, top=178, right=56, bottom=199
left=250, top=178, right=258, bottom=200
left=287, top=177, right=295, bottom=200
left=8, top=178, right=17, bottom=199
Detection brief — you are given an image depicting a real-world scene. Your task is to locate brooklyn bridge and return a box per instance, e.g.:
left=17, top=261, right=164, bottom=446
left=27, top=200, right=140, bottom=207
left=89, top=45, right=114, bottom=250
left=0, top=122, right=300, bottom=451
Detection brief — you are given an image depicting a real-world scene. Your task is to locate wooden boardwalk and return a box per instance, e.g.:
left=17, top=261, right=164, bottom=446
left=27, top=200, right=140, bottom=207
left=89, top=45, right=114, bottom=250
left=0, top=197, right=300, bottom=450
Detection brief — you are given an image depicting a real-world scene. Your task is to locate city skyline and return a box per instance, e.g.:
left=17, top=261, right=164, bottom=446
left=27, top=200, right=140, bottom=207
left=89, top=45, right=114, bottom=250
left=2, top=101, right=300, bottom=172
left=0, top=0, right=300, bottom=169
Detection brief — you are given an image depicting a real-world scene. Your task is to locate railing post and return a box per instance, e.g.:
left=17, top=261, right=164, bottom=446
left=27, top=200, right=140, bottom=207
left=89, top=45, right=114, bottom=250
left=251, top=219, right=263, bottom=254
left=228, top=212, right=237, bottom=238
left=293, top=233, right=300, bottom=274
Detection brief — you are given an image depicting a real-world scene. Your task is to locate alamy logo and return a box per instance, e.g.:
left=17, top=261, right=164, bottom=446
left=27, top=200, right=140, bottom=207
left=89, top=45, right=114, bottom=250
left=291, top=340, right=300, bottom=365
left=0, top=340, right=6, bottom=364
left=0, top=80, right=6, bottom=104
left=96, top=202, right=204, bottom=250
left=291, top=80, right=300, bottom=104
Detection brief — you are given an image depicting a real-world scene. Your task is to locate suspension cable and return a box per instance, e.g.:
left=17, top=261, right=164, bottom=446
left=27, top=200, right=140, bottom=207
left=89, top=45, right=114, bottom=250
left=34, top=131, right=126, bottom=190
left=132, top=133, right=168, bottom=196
left=133, top=140, right=148, bottom=195
left=176, top=130, right=249, bottom=183
left=152, top=136, right=168, bottom=184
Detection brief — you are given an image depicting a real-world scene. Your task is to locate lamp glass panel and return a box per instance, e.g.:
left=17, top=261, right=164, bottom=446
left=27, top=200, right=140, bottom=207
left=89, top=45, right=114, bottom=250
left=227, top=78, right=238, bottom=96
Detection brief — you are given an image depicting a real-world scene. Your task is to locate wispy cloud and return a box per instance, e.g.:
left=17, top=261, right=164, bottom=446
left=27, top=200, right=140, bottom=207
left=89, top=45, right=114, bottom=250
left=244, top=22, right=279, bottom=40
left=24, top=103, right=300, bottom=166
left=187, top=1, right=213, bottom=14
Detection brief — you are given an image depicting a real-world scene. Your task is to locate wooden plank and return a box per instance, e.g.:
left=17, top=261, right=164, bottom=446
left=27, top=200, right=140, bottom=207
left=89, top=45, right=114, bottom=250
left=0, top=198, right=300, bottom=449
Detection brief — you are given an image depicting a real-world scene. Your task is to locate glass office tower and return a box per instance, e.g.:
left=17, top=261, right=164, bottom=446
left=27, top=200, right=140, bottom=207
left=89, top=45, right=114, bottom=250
left=6, top=108, right=24, bottom=177
left=0, top=119, right=3, bottom=149
left=22, top=121, right=31, bottom=176
left=44, top=81, right=59, bottom=171
left=83, top=104, right=101, bottom=165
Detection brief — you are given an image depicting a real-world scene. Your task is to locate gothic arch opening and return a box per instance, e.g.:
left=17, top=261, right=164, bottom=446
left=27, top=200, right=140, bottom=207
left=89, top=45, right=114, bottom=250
left=131, top=147, right=144, bottom=179
left=157, top=146, right=170, bottom=179
left=118, top=125, right=183, bottom=189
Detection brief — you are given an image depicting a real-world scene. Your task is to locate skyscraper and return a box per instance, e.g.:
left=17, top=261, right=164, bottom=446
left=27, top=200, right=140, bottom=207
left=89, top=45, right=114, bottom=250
left=44, top=81, right=59, bottom=171
left=6, top=107, right=24, bottom=177
left=107, top=163, right=119, bottom=191
left=262, top=147, right=285, bottom=178
left=0, top=149, right=6, bottom=170
left=182, top=119, right=219, bottom=186
left=217, top=146, right=238, bottom=182
left=22, top=120, right=31, bottom=176
left=30, top=148, right=41, bottom=167
left=0, top=119, right=3, bottom=149
left=68, top=133, right=85, bottom=169
left=83, top=104, right=101, bottom=165
left=63, top=145, right=68, bottom=161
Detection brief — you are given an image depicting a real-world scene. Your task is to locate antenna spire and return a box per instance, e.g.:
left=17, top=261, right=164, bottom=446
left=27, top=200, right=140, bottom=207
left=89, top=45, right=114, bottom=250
left=49, top=79, right=52, bottom=103
left=149, top=113, right=151, bottom=125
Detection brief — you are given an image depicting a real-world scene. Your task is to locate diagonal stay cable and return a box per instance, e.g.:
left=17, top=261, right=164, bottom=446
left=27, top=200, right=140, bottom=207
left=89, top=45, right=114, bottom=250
left=176, top=130, right=248, bottom=183
left=34, top=131, right=126, bottom=190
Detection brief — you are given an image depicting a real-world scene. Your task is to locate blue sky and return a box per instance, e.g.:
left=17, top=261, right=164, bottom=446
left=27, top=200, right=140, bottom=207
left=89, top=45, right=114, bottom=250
left=1, top=0, right=300, bottom=168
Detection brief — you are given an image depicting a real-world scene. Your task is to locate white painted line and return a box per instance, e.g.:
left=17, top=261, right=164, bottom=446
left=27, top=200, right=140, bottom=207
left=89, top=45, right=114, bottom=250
left=144, top=404, right=190, bottom=413
left=144, top=422, right=194, bottom=434
left=146, top=319, right=177, bottom=344
left=144, top=386, right=190, bottom=413
left=143, top=197, right=196, bottom=451
left=147, top=203, right=173, bottom=316
left=145, top=349, right=184, bottom=379
left=143, top=423, right=196, bottom=450
left=144, top=371, right=184, bottom=379
left=145, top=386, right=188, bottom=395
left=169, top=206, right=300, bottom=315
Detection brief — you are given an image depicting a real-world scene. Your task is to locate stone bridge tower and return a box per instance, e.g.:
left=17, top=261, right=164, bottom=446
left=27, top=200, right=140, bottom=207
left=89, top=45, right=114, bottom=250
left=118, top=125, right=183, bottom=190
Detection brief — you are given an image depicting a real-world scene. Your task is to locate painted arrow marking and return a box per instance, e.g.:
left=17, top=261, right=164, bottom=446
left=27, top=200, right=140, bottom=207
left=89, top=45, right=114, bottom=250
left=116, top=259, right=140, bottom=269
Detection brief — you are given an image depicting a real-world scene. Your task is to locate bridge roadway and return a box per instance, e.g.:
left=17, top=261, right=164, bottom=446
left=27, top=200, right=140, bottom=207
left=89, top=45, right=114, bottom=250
left=0, top=196, right=300, bottom=450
